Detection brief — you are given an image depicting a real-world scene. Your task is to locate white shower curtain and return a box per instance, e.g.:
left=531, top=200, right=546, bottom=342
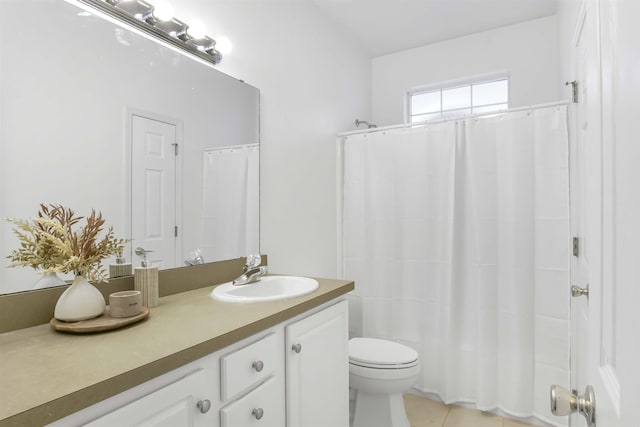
left=201, top=144, right=259, bottom=261
left=343, top=106, right=570, bottom=425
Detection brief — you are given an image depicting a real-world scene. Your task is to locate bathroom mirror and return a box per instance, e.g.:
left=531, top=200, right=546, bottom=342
left=0, top=0, right=260, bottom=294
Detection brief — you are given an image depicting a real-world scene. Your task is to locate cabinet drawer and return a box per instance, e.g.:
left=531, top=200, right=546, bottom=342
left=220, top=332, right=279, bottom=400
left=220, top=377, right=284, bottom=427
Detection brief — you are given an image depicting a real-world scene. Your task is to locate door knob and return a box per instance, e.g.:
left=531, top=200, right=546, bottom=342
left=135, top=247, right=154, bottom=267
left=571, top=284, right=589, bottom=298
left=135, top=247, right=154, bottom=256
left=550, top=385, right=595, bottom=427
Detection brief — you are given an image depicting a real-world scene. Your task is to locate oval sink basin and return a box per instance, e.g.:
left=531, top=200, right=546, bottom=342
left=210, top=275, right=319, bottom=303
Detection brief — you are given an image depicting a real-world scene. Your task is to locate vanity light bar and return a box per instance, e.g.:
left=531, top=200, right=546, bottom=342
left=76, top=0, right=223, bottom=65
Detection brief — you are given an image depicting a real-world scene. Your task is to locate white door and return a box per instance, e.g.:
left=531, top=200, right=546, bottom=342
left=131, top=114, right=178, bottom=269
left=567, top=0, right=640, bottom=426
left=286, top=300, right=349, bottom=427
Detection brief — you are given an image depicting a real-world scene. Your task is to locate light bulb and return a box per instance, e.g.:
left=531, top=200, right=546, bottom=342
left=152, top=1, right=174, bottom=21
left=187, top=20, right=206, bottom=39
left=216, top=36, right=232, bottom=55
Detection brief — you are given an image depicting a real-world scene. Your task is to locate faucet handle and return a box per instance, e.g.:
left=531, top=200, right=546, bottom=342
left=245, top=254, right=262, bottom=270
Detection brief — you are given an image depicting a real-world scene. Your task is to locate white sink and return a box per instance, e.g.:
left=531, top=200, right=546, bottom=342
left=210, top=275, right=319, bottom=303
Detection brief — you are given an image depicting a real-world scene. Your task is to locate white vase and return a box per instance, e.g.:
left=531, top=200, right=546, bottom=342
left=54, top=276, right=106, bottom=322
left=32, top=272, right=66, bottom=290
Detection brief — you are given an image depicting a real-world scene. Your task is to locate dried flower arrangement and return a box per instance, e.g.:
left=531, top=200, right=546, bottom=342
left=6, top=203, right=128, bottom=283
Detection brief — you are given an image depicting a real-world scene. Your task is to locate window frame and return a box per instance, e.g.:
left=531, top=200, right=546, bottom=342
left=406, top=72, right=510, bottom=124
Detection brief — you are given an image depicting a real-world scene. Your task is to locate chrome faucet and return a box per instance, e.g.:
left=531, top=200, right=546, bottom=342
left=233, top=254, right=267, bottom=286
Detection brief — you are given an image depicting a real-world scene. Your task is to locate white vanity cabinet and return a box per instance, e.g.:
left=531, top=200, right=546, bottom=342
left=286, top=299, right=349, bottom=427
left=49, top=298, right=348, bottom=427
left=83, top=369, right=215, bottom=427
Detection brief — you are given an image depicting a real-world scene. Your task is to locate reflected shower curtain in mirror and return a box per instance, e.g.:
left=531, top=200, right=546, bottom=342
left=342, top=106, right=570, bottom=426
left=201, top=144, right=259, bottom=261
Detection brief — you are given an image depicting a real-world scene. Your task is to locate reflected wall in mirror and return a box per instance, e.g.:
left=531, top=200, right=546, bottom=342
left=0, top=0, right=260, bottom=294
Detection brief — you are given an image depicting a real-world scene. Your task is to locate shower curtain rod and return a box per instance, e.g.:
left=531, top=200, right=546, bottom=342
left=337, top=99, right=571, bottom=137
left=204, top=143, right=259, bottom=152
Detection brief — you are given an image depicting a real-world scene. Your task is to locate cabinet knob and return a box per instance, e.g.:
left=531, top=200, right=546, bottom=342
left=292, top=343, right=302, bottom=353
left=252, top=408, right=264, bottom=420
left=252, top=360, right=264, bottom=372
left=196, top=399, right=211, bottom=414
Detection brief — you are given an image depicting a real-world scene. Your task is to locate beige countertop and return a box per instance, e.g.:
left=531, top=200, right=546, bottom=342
left=0, top=277, right=354, bottom=427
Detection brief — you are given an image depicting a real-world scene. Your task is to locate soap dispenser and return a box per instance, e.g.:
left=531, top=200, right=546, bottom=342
left=109, top=246, right=132, bottom=278
left=134, top=247, right=159, bottom=308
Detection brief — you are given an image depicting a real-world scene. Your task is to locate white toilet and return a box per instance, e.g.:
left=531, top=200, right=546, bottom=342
left=349, top=337, right=420, bottom=427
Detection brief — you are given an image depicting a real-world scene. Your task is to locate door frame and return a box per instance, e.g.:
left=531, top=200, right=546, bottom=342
left=124, top=107, right=183, bottom=266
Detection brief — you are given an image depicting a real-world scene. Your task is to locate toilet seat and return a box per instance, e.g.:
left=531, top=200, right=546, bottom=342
left=349, top=337, right=418, bottom=369
left=350, top=359, right=418, bottom=369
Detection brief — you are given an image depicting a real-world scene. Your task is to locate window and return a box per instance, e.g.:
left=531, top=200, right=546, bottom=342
left=408, top=78, right=509, bottom=123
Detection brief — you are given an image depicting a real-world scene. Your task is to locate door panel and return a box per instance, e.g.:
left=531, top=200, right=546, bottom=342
left=593, top=0, right=620, bottom=424
left=597, top=0, right=640, bottom=425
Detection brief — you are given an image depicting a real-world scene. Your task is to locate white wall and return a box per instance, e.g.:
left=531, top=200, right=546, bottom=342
left=371, top=16, right=560, bottom=126
left=172, top=1, right=372, bottom=278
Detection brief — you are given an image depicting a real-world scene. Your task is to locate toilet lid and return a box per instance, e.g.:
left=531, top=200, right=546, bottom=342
left=349, top=338, right=418, bottom=367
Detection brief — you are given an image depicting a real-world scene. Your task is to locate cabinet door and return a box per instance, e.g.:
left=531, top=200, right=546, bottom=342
left=286, top=300, right=349, bottom=427
left=84, top=369, right=215, bottom=427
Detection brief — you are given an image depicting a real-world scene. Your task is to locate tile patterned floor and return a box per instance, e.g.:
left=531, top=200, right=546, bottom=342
left=404, top=394, right=537, bottom=427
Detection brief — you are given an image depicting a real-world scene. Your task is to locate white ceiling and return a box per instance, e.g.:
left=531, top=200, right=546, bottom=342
left=310, top=0, right=558, bottom=57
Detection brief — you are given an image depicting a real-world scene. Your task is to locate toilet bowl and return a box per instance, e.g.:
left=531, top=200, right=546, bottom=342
left=349, top=337, right=420, bottom=427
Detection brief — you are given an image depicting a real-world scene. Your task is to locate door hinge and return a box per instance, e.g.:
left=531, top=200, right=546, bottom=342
left=573, top=237, right=580, bottom=257
left=172, top=143, right=179, bottom=156
left=175, top=225, right=178, bottom=237
left=565, top=80, right=578, bottom=103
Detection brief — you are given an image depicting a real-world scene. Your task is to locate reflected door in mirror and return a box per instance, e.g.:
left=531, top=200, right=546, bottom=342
left=131, top=115, right=179, bottom=269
